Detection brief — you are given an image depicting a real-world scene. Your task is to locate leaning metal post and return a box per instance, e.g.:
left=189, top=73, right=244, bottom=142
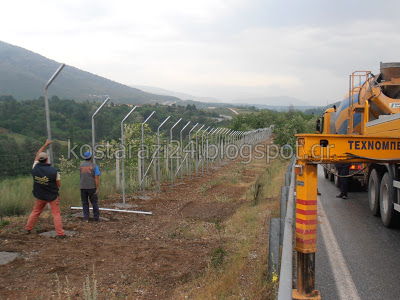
left=170, top=118, right=182, bottom=187
left=141, top=111, right=156, bottom=199
left=179, top=121, right=191, bottom=183
left=44, top=63, right=65, bottom=166
left=92, top=97, right=110, bottom=164
left=195, top=124, right=205, bottom=176
left=188, top=123, right=199, bottom=179
left=121, top=106, right=137, bottom=206
left=157, top=116, right=170, bottom=192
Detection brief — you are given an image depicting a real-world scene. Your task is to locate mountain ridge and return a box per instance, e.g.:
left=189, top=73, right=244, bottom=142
left=0, top=40, right=179, bottom=104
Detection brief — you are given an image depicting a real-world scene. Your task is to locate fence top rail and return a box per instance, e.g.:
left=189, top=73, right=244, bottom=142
left=158, top=116, right=171, bottom=131
left=171, top=118, right=182, bottom=130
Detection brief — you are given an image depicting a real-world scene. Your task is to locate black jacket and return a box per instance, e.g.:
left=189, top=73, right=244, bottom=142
left=32, top=163, right=59, bottom=201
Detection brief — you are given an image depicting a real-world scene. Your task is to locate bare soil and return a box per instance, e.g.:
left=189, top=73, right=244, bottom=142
left=0, top=144, right=273, bottom=299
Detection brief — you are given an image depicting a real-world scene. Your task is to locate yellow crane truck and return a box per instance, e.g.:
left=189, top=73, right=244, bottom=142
left=321, top=62, right=400, bottom=226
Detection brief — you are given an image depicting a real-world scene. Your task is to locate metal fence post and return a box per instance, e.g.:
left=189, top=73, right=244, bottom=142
left=211, top=128, right=221, bottom=169
left=200, top=126, right=210, bottom=176
left=121, top=106, right=137, bottom=206
left=157, top=116, right=170, bottom=192
left=92, top=97, right=110, bottom=164
left=204, top=127, right=214, bottom=174
left=179, top=121, right=190, bottom=183
left=141, top=111, right=155, bottom=199
left=44, top=63, right=65, bottom=166
left=188, top=123, right=198, bottom=179
left=195, top=125, right=205, bottom=176
left=170, top=118, right=182, bottom=187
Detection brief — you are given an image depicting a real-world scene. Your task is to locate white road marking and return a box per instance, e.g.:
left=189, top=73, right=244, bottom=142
left=318, top=198, right=361, bottom=300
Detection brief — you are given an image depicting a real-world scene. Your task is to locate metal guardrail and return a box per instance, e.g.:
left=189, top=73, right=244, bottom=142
left=266, top=155, right=295, bottom=299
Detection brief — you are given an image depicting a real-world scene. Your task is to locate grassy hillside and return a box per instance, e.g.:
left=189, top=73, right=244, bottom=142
left=0, top=40, right=179, bottom=104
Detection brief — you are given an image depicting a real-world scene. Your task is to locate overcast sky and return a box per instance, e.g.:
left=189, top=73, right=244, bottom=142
left=2, top=0, right=400, bottom=105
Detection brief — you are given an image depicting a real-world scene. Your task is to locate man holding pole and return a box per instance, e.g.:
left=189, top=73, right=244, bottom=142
left=25, top=139, right=65, bottom=238
left=80, top=151, right=101, bottom=222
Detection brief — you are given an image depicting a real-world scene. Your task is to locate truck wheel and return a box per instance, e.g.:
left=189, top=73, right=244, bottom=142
left=380, top=172, right=395, bottom=227
left=368, top=169, right=380, bottom=216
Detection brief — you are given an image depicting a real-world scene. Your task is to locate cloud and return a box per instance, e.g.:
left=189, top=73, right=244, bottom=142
left=2, top=0, right=400, bottom=105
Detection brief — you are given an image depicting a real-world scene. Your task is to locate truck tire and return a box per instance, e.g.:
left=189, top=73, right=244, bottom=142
left=380, top=172, right=395, bottom=227
left=368, top=169, right=380, bottom=216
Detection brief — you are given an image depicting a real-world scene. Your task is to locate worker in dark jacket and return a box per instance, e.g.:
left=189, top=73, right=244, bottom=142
left=315, top=119, right=321, bottom=133
left=80, top=151, right=100, bottom=222
left=336, top=163, right=351, bottom=199
left=25, top=140, right=65, bottom=237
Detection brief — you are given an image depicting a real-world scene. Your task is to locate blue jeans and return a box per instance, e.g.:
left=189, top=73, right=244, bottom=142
left=80, top=189, right=99, bottom=221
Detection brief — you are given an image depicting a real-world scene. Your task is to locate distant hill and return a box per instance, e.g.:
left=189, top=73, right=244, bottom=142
left=0, top=40, right=179, bottom=104
left=304, top=101, right=341, bottom=115
left=232, top=96, right=312, bottom=107
left=132, top=85, right=219, bottom=103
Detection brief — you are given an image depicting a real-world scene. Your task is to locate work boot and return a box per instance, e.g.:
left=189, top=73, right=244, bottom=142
left=342, top=195, right=348, bottom=199
left=336, top=194, right=343, bottom=198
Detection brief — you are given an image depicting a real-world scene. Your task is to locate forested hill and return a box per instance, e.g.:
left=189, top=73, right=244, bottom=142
left=0, top=95, right=221, bottom=144
left=0, top=40, right=179, bottom=104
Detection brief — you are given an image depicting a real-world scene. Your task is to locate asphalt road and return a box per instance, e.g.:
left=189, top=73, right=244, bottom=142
left=316, top=165, right=400, bottom=300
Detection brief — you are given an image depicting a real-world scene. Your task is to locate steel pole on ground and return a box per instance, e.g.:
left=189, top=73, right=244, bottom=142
left=200, top=126, right=210, bottom=176
left=170, top=118, right=182, bottom=187
left=141, top=111, right=156, bottom=199
left=44, top=63, right=65, bottom=166
left=188, top=123, right=198, bottom=179
left=92, top=97, right=110, bottom=164
left=195, top=124, right=205, bottom=176
left=157, top=116, right=170, bottom=192
left=120, top=106, right=137, bottom=206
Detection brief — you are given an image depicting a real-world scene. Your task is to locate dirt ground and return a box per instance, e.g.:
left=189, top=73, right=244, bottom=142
left=0, top=142, right=275, bottom=299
